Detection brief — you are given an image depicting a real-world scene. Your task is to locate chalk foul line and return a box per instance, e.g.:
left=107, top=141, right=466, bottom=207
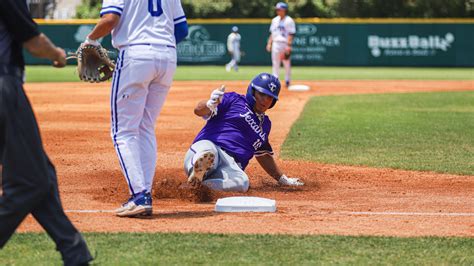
left=66, top=210, right=115, bottom=213
left=65, top=209, right=474, bottom=217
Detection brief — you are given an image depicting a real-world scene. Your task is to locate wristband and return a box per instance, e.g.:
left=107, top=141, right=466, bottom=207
left=85, top=37, right=100, bottom=46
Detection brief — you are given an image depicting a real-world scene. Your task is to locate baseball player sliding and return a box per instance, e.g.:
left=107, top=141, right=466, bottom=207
left=266, top=2, right=296, bottom=88
left=84, top=0, right=188, bottom=217
left=184, top=73, right=304, bottom=192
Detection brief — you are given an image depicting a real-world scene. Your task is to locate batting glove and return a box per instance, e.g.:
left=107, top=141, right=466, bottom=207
left=279, top=174, right=304, bottom=186
left=210, top=88, right=225, bottom=102
left=83, top=36, right=100, bottom=47
left=206, top=99, right=218, bottom=113
left=206, top=87, right=225, bottom=113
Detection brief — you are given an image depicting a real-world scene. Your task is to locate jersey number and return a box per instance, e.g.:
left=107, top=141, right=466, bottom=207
left=253, top=139, right=263, bottom=150
left=148, top=0, right=163, bottom=17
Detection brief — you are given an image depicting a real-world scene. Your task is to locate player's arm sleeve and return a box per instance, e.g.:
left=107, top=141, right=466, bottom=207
left=288, top=19, right=296, bottom=35
left=173, top=0, right=188, bottom=44
left=100, top=0, right=125, bottom=17
left=174, top=22, right=188, bottom=44
left=254, top=140, right=274, bottom=157
left=227, top=35, right=233, bottom=52
left=0, top=0, right=40, bottom=43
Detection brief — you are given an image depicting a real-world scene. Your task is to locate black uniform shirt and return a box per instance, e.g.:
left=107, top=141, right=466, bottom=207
left=0, top=0, right=40, bottom=68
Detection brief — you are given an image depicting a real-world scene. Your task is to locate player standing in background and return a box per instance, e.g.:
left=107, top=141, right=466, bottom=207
left=0, top=0, right=93, bottom=264
left=184, top=73, right=304, bottom=192
left=84, top=0, right=188, bottom=217
left=225, top=26, right=241, bottom=72
left=266, top=2, right=296, bottom=88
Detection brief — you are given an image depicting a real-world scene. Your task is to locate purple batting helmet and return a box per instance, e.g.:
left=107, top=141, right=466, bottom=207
left=246, top=73, right=281, bottom=109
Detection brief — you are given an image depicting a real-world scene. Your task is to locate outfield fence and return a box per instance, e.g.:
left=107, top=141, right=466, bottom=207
left=30, top=18, right=474, bottom=67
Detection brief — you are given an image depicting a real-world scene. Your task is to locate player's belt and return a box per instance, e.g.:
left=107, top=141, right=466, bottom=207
left=127, top=43, right=176, bottom=49
left=0, top=64, right=23, bottom=79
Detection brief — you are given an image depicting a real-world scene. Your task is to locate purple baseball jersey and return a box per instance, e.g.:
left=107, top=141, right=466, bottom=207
left=193, top=92, right=274, bottom=170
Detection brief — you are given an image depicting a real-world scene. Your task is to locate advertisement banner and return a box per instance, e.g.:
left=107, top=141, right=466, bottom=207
left=29, top=22, right=473, bottom=67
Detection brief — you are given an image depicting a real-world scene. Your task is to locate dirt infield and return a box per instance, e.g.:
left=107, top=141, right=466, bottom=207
left=17, top=80, right=474, bottom=237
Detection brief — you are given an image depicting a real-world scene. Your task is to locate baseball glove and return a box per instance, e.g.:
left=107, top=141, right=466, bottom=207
left=280, top=50, right=291, bottom=60
left=74, top=44, right=115, bottom=83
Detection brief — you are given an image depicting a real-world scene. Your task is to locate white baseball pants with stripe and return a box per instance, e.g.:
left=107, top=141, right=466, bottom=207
left=111, top=44, right=177, bottom=196
left=226, top=50, right=241, bottom=71
left=184, top=140, right=249, bottom=192
left=271, top=41, right=291, bottom=84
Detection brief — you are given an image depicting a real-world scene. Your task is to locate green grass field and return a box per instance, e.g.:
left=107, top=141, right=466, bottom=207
left=2, top=233, right=473, bottom=265
left=282, top=91, right=474, bottom=175
left=24, top=65, right=474, bottom=82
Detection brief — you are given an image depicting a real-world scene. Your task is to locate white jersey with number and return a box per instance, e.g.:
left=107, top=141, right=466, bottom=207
left=227, top=32, right=241, bottom=53
left=100, top=0, right=186, bottom=49
left=269, top=15, right=296, bottom=43
left=100, top=0, right=186, bottom=196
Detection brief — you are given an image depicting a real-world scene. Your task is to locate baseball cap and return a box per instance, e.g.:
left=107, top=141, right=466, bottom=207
left=275, top=2, right=288, bottom=10
left=232, top=26, right=239, bottom=32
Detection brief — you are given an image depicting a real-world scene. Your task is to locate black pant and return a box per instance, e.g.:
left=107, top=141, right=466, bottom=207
left=0, top=74, right=92, bottom=265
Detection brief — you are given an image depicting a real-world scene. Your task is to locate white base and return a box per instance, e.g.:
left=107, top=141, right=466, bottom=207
left=215, top=196, right=276, bottom=213
left=288, top=84, right=310, bottom=91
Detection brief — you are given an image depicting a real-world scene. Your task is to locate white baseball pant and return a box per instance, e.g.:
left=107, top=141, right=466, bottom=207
left=184, top=140, right=249, bottom=192
left=271, top=41, right=291, bottom=84
left=111, top=44, right=177, bottom=195
left=226, top=50, right=241, bottom=71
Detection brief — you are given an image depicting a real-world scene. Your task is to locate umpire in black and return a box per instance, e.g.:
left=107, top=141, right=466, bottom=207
left=0, top=0, right=93, bottom=265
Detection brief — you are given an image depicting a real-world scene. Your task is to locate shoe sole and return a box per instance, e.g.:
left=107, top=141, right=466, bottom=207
left=115, top=200, right=152, bottom=214
left=188, top=151, right=215, bottom=186
left=116, top=205, right=152, bottom=217
left=115, top=205, right=130, bottom=214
